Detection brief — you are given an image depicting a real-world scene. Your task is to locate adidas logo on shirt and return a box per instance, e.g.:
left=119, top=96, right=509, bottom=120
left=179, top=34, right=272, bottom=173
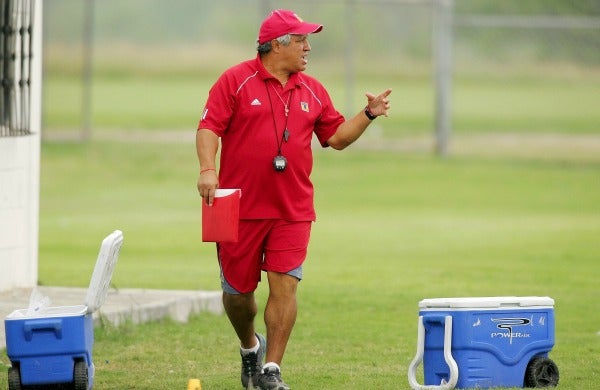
left=251, top=98, right=261, bottom=106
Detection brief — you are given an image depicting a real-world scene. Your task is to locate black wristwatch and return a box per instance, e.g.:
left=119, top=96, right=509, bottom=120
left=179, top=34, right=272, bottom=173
left=364, top=106, right=377, bottom=120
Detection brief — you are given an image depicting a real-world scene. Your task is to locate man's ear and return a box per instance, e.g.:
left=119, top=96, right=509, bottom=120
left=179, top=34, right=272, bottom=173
left=271, top=39, right=282, bottom=53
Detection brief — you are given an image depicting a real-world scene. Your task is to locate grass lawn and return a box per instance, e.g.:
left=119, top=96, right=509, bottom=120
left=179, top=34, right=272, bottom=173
left=2, top=139, right=599, bottom=388
left=42, top=68, right=600, bottom=137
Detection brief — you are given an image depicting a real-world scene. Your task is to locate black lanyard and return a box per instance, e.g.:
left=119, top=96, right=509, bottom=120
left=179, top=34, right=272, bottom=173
left=265, top=81, right=292, bottom=156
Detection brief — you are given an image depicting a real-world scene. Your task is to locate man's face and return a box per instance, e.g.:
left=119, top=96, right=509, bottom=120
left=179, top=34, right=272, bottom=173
left=281, top=34, right=311, bottom=73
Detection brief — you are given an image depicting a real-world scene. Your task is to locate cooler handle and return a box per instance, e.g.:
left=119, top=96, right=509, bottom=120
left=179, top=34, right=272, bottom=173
left=407, top=315, right=459, bottom=390
left=23, top=319, right=63, bottom=341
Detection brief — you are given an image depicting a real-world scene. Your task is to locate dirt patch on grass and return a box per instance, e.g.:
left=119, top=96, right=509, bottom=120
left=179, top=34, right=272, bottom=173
left=45, top=129, right=600, bottom=163
left=353, top=133, right=600, bottom=162
left=449, top=133, right=600, bottom=162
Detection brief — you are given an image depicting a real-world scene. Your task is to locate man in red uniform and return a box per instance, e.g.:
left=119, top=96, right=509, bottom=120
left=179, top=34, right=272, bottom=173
left=196, top=9, right=391, bottom=390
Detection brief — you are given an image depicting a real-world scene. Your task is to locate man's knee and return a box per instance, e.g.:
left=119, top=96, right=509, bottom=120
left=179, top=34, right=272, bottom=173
left=266, top=272, right=299, bottom=297
left=223, top=291, right=256, bottom=309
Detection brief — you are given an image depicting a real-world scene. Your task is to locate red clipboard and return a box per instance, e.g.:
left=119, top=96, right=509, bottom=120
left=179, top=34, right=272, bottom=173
left=202, top=189, right=241, bottom=242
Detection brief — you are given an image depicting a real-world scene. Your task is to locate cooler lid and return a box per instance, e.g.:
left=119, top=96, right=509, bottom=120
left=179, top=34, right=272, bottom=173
left=6, top=305, right=88, bottom=319
left=419, top=296, right=554, bottom=309
left=85, top=230, right=123, bottom=313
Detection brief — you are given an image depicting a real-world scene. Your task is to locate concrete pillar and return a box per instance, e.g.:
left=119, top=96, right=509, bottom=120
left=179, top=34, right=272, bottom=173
left=0, top=0, right=42, bottom=292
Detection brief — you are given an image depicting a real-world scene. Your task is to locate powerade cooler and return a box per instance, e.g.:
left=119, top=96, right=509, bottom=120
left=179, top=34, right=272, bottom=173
left=408, top=296, right=559, bottom=389
left=4, top=230, right=123, bottom=390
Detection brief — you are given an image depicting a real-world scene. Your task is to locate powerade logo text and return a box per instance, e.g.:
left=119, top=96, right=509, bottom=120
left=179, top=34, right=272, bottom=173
left=490, top=317, right=531, bottom=344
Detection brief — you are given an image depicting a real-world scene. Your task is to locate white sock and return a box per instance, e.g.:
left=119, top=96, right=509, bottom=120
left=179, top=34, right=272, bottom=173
left=262, top=362, right=280, bottom=373
left=240, top=335, right=259, bottom=355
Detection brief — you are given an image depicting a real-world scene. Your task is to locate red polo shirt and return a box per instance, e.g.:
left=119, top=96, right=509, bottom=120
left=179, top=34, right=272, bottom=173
left=198, top=55, right=344, bottom=221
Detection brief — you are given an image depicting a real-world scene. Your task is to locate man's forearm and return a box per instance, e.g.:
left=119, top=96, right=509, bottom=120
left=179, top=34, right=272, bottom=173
left=327, top=110, right=372, bottom=150
left=196, top=129, right=220, bottom=169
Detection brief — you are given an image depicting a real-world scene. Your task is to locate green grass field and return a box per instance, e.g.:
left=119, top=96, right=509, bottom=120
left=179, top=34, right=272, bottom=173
left=42, top=66, right=600, bottom=137
left=2, top=138, right=599, bottom=388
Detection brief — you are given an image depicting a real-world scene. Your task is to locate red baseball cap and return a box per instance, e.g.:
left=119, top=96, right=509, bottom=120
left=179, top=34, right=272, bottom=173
left=258, top=10, right=323, bottom=44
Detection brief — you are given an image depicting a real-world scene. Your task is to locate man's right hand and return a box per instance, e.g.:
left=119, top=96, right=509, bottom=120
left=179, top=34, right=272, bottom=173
left=198, top=170, right=219, bottom=206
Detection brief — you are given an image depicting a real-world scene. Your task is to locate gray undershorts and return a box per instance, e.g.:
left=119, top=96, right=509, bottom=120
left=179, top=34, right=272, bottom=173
left=221, top=266, right=303, bottom=295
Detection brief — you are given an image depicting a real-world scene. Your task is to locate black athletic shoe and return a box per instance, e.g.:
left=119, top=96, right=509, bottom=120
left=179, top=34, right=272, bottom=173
left=241, top=333, right=266, bottom=389
left=257, top=365, right=291, bottom=390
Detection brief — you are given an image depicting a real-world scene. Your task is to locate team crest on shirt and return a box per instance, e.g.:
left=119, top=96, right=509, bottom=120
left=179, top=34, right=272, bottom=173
left=301, top=101, right=309, bottom=112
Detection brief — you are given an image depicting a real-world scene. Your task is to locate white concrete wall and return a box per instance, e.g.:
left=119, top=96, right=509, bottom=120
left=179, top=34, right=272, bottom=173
left=0, top=136, right=40, bottom=290
left=0, top=1, right=42, bottom=292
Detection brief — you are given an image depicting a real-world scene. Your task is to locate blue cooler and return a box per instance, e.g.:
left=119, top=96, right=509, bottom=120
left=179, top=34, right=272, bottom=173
left=408, top=296, right=559, bottom=389
left=4, top=230, right=123, bottom=390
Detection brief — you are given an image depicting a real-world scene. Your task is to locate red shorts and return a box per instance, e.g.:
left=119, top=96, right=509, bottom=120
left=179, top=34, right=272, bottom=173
left=216, top=220, right=312, bottom=294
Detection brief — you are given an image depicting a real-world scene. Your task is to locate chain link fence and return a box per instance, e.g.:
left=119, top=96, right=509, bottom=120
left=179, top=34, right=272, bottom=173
left=41, top=0, right=599, bottom=157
